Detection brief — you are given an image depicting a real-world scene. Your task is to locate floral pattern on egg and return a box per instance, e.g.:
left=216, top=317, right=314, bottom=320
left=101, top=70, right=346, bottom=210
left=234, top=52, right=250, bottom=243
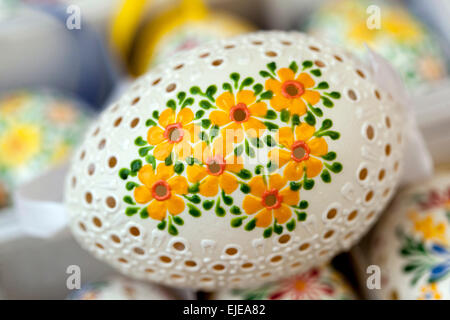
left=65, top=32, right=405, bottom=290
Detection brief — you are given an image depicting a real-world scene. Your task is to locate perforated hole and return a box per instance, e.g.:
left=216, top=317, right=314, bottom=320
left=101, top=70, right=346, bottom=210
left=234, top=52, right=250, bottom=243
left=174, top=64, right=184, bottom=70
left=281, top=40, right=292, bottom=45
left=92, top=128, right=100, bottom=137
left=106, top=196, right=116, bottom=209
left=344, top=232, right=354, bottom=240
left=111, top=104, right=119, bottom=112
left=278, top=234, right=291, bottom=244
left=78, top=222, right=86, bottom=232
left=145, top=268, right=155, bottom=273
left=166, top=83, right=176, bottom=93
left=385, top=144, right=391, bottom=156
left=327, top=208, right=337, bottom=219
left=130, top=118, right=140, bottom=128
left=170, top=274, right=183, bottom=280
left=319, top=250, right=329, bottom=256
left=290, top=262, right=302, bottom=269
left=394, top=161, right=399, bottom=172
left=366, top=125, right=375, bottom=140
left=385, top=117, right=391, bottom=128
left=324, top=230, right=335, bottom=239
left=375, top=90, right=381, bottom=100
left=133, top=247, right=145, bottom=255
left=270, top=255, right=283, bottom=263
left=365, top=190, right=374, bottom=202
left=241, top=262, right=253, bottom=269
left=92, top=216, right=102, bottom=228
left=359, top=168, right=368, bottom=181
left=118, top=258, right=128, bottom=264
left=347, top=89, right=358, bottom=101
left=212, top=59, right=223, bottom=67
left=199, top=52, right=210, bottom=58
left=185, top=260, right=197, bottom=267
left=160, top=256, right=172, bottom=264
left=131, top=97, right=140, bottom=105
left=111, top=234, right=121, bottom=243
left=152, top=78, right=161, bottom=86
left=383, top=188, right=390, bottom=197
left=315, top=60, right=325, bottom=67
left=252, top=41, right=262, bottom=45
left=114, top=117, right=122, bottom=127
left=265, top=51, right=277, bottom=57
left=95, top=243, right=104, bottom=250
left=173, top=242, right=185, bottom=251
left=356, top=69, right=366, bottom=79
left=80, top=150, right=86, bottom=160
left=225, top=247, right=238, bottom=256
left=213, top=264, right=225, bottom=271
left=299, top=243, right=310, bottom=251
left=261, top=272, right=272, bottom=278
left=200, top=277, right=212, bottom=283
left=224, top=44, right=235, bottom=49
left=129, top=226, right=140, bottom=237
left=85, top=192, right=93, bottom=204
left=71, top=177, right=77, bottom=188
left=98, top=139, right=106, bottom=150
left=366, top=210, right=376, bottom=220
left=309, top=45, right=320, bottom=52
left=334, top=55, right=343, bottom=62
left=231, top=278, right=241, bottom=283
left=347, top=210, right=358, bottom=221
left=108, top=156, right=117, bottom=168
left=378, top=169, right=386, bottom=181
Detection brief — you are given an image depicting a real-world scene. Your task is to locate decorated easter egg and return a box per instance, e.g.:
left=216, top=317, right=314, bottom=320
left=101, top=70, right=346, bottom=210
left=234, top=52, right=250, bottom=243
left=307, top=0, right=448, bottom=89
left=0, top=90, right=91, bottom=208
left=366, top=170, right=450, bottom=300
left=111, top=0, right=253, bottom=76
left=65, top=31, right=405, bottom=290
left=213, top=264, right=357, bottom=300
left=67, top=276, right=174, bottom=300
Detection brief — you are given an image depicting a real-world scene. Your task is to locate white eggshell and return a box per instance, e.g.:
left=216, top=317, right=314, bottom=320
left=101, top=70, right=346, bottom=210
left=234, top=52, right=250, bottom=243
left=366, top=170, right=450, bottom=300
left=65, top=31, right=405, bottom=290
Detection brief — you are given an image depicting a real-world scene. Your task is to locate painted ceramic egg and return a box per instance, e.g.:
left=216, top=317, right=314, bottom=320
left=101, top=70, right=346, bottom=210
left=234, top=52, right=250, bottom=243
left=366, top=170, right=450, bottom=300
left=65, top=31, right=405, bottom=290
left=67, top=276, right=175, bottom=300
left=126, top=1, right=253, bottom=75
left=0, top=90, right=91, bottom=208
left=213, top=264, right=357, bottom=300
left=307, top=0, right=448, bottom=89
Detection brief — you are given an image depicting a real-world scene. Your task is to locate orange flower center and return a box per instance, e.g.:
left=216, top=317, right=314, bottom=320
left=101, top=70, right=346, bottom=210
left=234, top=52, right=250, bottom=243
left=261, top=189, right=283, bottom=209
left=205, top=155, right=226, bottom=176
left=282, top=80, right=305, bottom=99
left=164, top=123, right=184, bottom=143
left=291, top=140, right=310, bottom=162
left=229, top=103, right=250, bottom=123
left=151, top=180, right=171, bottom=201
left=294, top=280, right=307, bottom=292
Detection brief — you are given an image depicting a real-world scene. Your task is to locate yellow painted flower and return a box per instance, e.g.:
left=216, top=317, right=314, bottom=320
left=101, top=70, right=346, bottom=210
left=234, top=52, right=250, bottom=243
left=133, top=163, right=188, bottom=221
left=242, top=174, right=300, bottom=228
left=419, top=283, right=442, bottom=300
left=209, top=90, right=267, bottom=143
left=0, top=92, right=29, bottom=115
left=409, top=211, right=448, bottom=245
left=0, top=124, right=42, bottom=167
left=186, top=140, right=243, bottom=197
left=265, top=68, right=320, bottom=115
left=147, top=108, right=198, bottom=161
left=268, top=123, right=328, bottom=180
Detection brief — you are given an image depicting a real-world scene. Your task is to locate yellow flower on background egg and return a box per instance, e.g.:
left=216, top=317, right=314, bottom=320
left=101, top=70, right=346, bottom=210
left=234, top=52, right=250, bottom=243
left=0, top=124, right=42, bottom=167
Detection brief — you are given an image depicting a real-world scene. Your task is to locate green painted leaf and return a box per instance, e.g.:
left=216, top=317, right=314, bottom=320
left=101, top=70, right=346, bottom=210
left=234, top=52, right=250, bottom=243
left=296, top=211, right=307, bottom=221
left=245, top=140, right=255, bottom=158
left=173, top=216, right=184, bottom=226
left=263, top=227, right=273, bottom=238
left=309, top=105, right=323, bottom=117
left=168, top=223, right=178, bottom=236
left=135, top=136, right=147, bottom=146
left=145, top=155, right=156, bottom=169
left=289, top=61, right=298, bottom=73
left=322, top=151, right=336, bottom=161
left=319, top=119, right=333, bottom=131
left=304, top=111, right=316, bottom=126
left=316, top=81, right=329, bottom=90
left=130, top=160, right=142, bottom=173
left=265, top=110, right=277, bottom=120
left=125, top=207, right=139, bottom=216
left=190, top=86, right=201, bottom=95
left=267, top=62, right=277, bottom=74
left=164, top=153, right=173, bottom=166
left=223, top=82, right=233, bottom=92
left=240, top=184, right=250, bottom=193
left=199, top=100, right=213, bottom=109
left=303, top=178, right=314, bottom=190
left=299, top=200, right=309, bottom=209
left=292, top=114, right=300, bottom=126
left=188, top=182, right=200, bottom=193
left=240, top=77, right=254, bottom=90
left=201, top=119, right=211, bottom=129
left=206, top=85, right=217, bottom=98
left=157, top=220, right=166, bottom=230
left=244, top=218, right=257, bottom=231
left=230, top=206, right=242, bottom=215
left=195, top=110, right=205, bottom=119
left=234, top=144, right=244, bottom=156
left=311, top=69, right=321, bottom=77
left=123, top=195, right=135, bottom=205
left=145, top=119, right=157, bottom=126
left=280, top=109, right=290, bottom=122
left=125, top=182, right=139, bottom=191
left=286, top=219, right=296, bottom=232
left=250, top=137, right=263, bottom=148
left=264, top=121, right=278, bottom=131
left=166, top=99, right=176, bottom=110
left=237, top=169, right=252, bottom=180
left=260, top=91, right=273, bottom=100
left=259, top=70, right=272, bottom=78
left=174, top=162, right=184, bottom=174
left=187, top=203, right=201, bottom=217
left=215, top=200, right=226, bottom=217
left=202, top=200, right=215, bottom=210
left=290, top=181, right=301, bottom=191
left=140, top=207, right=149, bottom=219
left=152, top=111, right=159, bottom=119
left=185, top=195, right=201, bottom=204
left=222, top=190, right=233, bottom=206
left=253, top=83, right=263, bottom=95
left=321, top=169, right=331, bottom=183
left=321, top=96, right=334, bottom=108
left=255, top=165, right=263, bottom=175
left=320, top=131, right=340, bottom=140
left=139, top=146, right=152, bottom=157
left=326, top=162, right=343, bottom=173
left=231, top=216, right=247, bottom=228
left=273, top=224, right=283, bottom=235
left=302, top=60, right=313, bottom=69
left=326, top=91, right=341, bottom=99
left=264, top=135, right=276, bottom=147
